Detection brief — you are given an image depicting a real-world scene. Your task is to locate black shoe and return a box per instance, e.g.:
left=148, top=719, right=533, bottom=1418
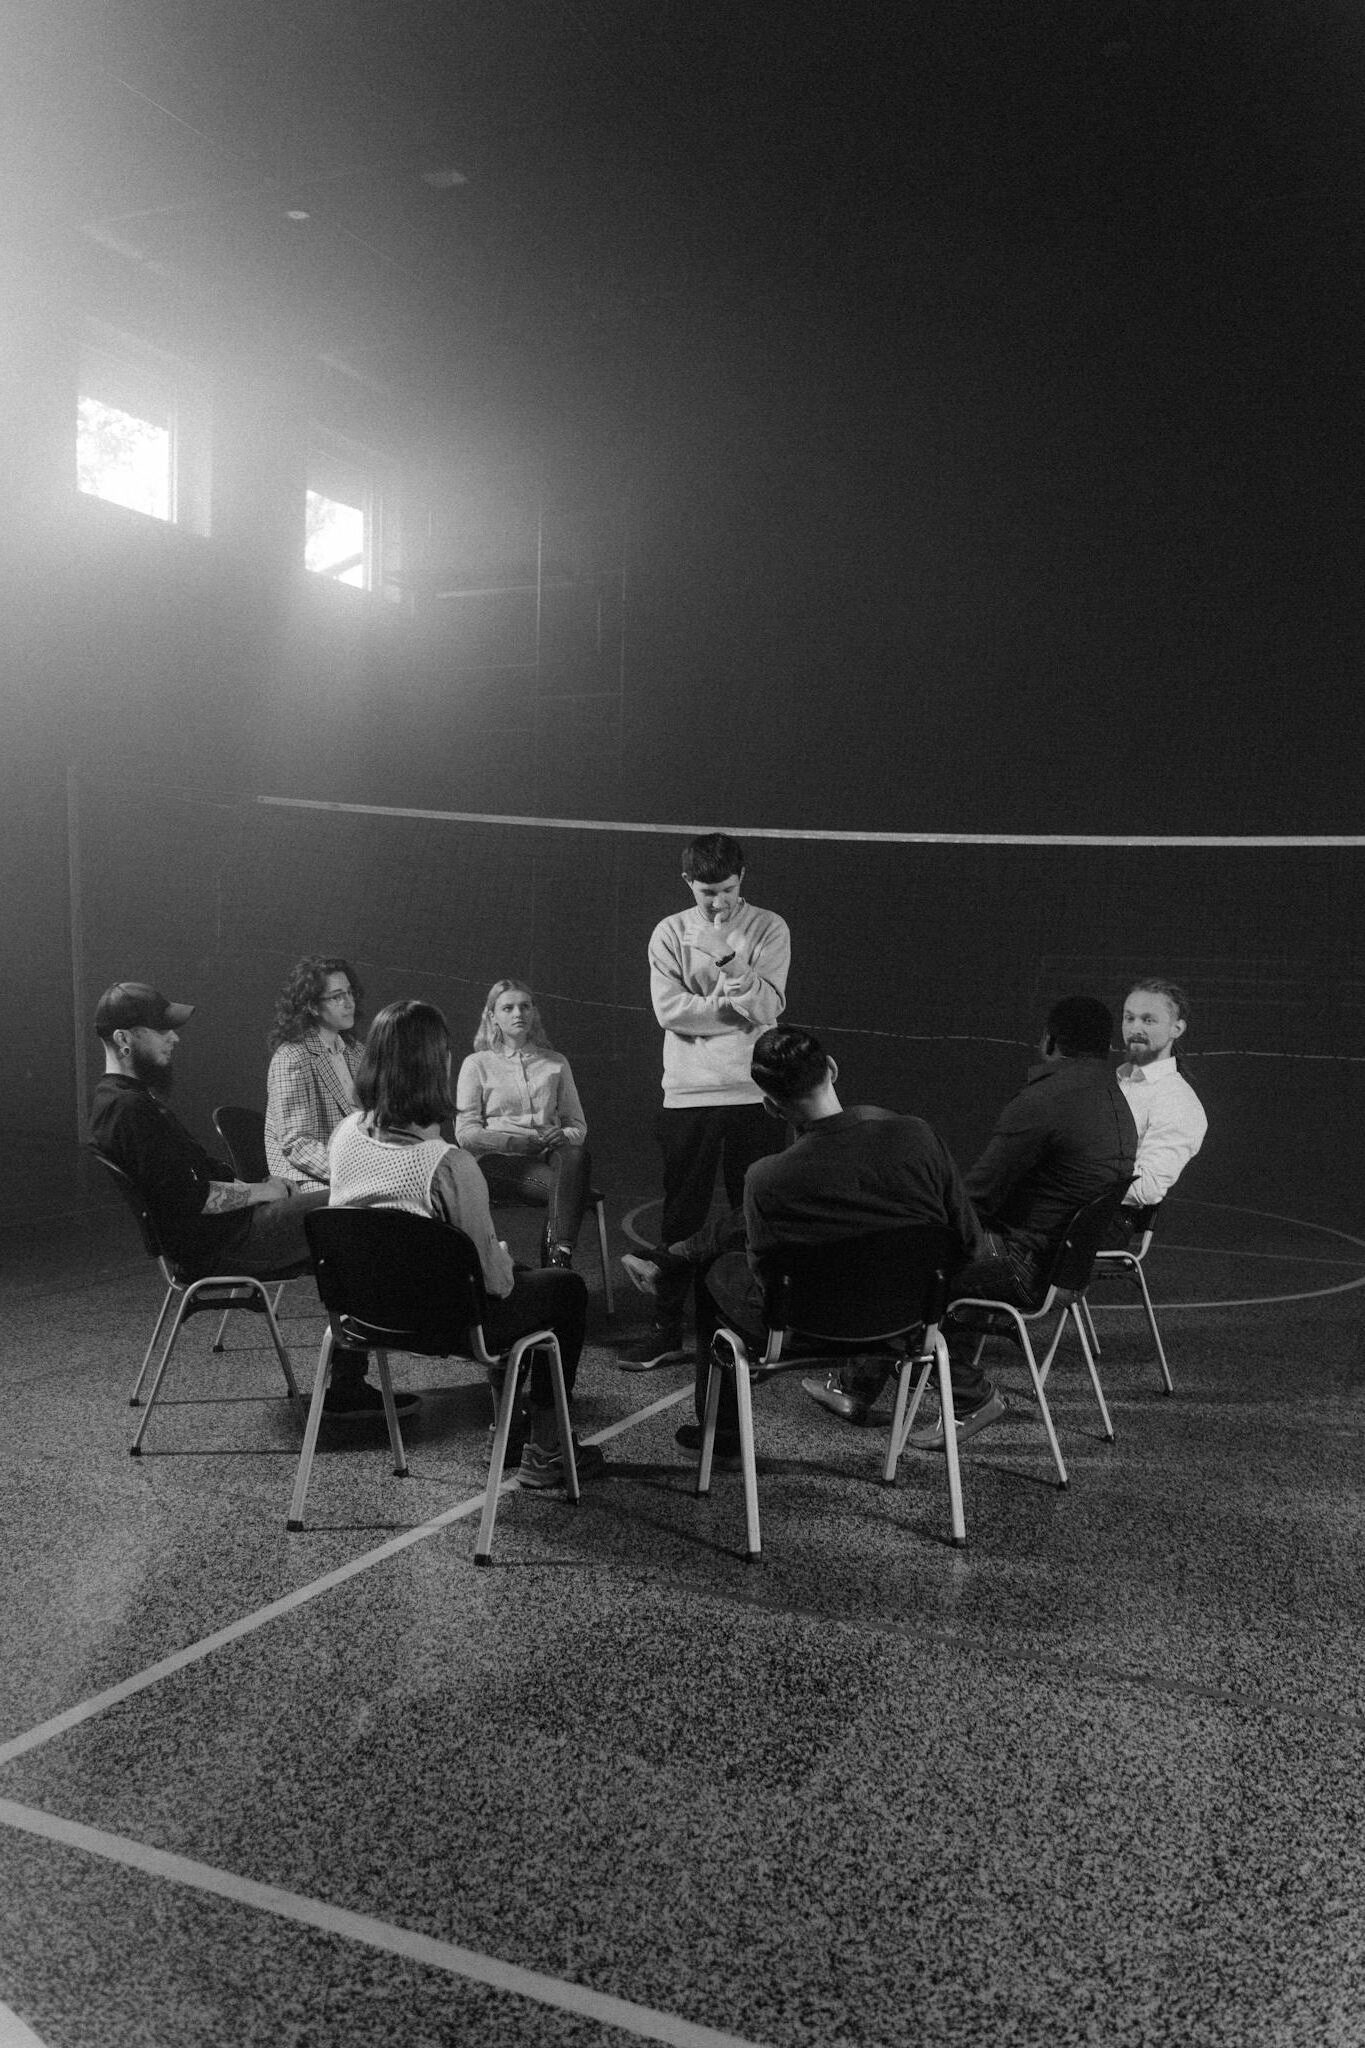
left=323, top=1382, right=420, bottom=1420
left=616, top=1325, right=690, bottom=1372
left=546, top=1244, right=575, bottom=1270
left=675, top=1422, right=743, bottom=1472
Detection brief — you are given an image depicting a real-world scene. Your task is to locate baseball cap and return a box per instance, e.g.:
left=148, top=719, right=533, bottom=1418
left=94, top=982, right=195, bottom=1039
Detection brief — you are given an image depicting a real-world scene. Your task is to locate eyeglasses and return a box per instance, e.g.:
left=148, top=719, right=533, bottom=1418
left=321, top=988, right=357, bottom=1003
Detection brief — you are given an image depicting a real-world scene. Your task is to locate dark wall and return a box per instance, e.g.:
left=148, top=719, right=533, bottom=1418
left=8, top=3, right=1365, bottom=1139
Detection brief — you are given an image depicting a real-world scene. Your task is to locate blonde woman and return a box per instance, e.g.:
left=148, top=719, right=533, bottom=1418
left=456, top=980, right=591, bottom=1269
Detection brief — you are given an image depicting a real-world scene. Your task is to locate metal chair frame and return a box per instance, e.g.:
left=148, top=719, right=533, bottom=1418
left=92, top=1152, right=305, bottom=1453
left=1080, top=1204, right=1173, bottom=1395
left=701, top=1225, right=963, bottom=1558
left=479, top=1163, right=616, bottom=1317
left=287, top=1207, right=578, bottom=1564
left=210, top=1105, right=286, bottom=1353
left=944, top=1179, right=1134, bottom=1488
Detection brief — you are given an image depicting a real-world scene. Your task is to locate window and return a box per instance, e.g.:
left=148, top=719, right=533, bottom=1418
left=306, top=435, right=397, bottom=596
left=76, top=336, right=210, bottom=532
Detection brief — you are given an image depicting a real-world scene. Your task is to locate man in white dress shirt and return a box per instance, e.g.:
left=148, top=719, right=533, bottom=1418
left=1113, top=979, right=1208, bottom=1239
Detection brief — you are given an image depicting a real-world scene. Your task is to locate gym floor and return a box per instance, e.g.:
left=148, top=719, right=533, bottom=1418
left=1, top=1134, right=1362, bottom=2048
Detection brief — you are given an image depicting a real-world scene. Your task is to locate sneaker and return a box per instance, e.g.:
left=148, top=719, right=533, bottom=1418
left=516, top=1436, right=608, bottom=1489
left=907, top=1387, right=1007, bottom=1453
left=674, top=1422, right=743, bottom=1472
left=616, top=1325, right=690, bottom=1371
left=800, top=1372, right=871, bottom=1427
left=323, top=1382, right=420, bottom=1419
left=621, top=1253, right=661, bottom=1298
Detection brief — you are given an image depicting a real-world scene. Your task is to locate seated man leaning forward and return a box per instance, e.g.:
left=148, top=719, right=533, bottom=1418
left=327, top=998, right=605, bottom=1492
left=620, top=1023, right=981, bottom=1468
left=804, top=994, right=1138, bottom=1448
left=88, top=980, right=407, bottom=1420
left=1111, top=977, right=1207, bottom=1240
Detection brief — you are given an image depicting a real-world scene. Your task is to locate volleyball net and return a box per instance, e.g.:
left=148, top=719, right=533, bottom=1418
left=68, top=771, right=1365, bottom=1208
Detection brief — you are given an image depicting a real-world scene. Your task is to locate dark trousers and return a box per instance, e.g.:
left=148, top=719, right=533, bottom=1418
left=656, top=1103, right=781, bottom=1251
left=478, top=1143, right=593, bottom=1251
left=482, top=1268, right=588, bottom=1409
left=838, top=1229, right=1042, bottom=1414
left=187, top=1189, right=370, bottom=1390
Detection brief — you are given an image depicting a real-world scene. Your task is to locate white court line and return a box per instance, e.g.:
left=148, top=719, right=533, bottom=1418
left=0, top=1393, right=686, bottom=1774
left=625, top=1198, right=1365, bottom=1316
left=0, top=1800, right=768, bottom=2048
left=0, top=2000, right=49, bottom=2048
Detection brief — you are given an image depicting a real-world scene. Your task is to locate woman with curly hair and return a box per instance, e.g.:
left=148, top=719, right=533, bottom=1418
left=455, top=979, right=592, bottom=1270
left=265, top=956, right=366, bottom=1186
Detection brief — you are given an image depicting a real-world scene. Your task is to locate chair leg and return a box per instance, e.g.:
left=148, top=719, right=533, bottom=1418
left=212, top=1278, right=286, bottom=1356
left=1081, top=1295, right=1101, bottom=1357
left=885, top=1353, right=917, bottom=1483
left=477, top=1349, right=528, bottom=1562
left=594, top=1199, right=615, bottom=1317
left=1134, top=1265, right=1174, bottom=1395
left=1017, top=1329, right=1069, bottom=1487
left=934, top=1330, right=967, bottom=1547
left=1036, top=1306, right=1069, bottom=1384
left=286, top=1328, right=335, bottom=1530
left=476, top=1330, right=569, bottom=1563
left=370, top=1348, right=409, bottom=1474
left=885, top=1345, right=934, bottom=1479
left=548, top=1340, right=579, bottom=1505
left=258, top=1284, right=303, bottom=1411
left=129, top=1282, right=178, bottom=1405
left=130, top=1291, right=197, bottom=1453
left=733, top=1355, right=761, bottom=1561
left=697, top=1342, right=729, bottom=1497
left=1069, top=1301, right=1114, bottom=1441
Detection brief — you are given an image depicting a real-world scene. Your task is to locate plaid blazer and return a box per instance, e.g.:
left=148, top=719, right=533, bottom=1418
left=265, top=1032, right=363, bottom=1184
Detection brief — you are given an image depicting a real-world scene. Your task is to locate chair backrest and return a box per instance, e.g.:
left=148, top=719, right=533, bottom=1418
left=1044, top=1178, right=1136, bottom=1294
left=213, top=1105, right=269, bottom=1183
left=762, top=1224, right=959, bottom=1345
left=305, top=1206, right=486, bottom=1357
left=90, top=1148, right=167, bottom=1264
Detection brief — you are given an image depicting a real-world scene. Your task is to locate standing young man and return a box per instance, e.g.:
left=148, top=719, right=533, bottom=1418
left=617, top=832, right=791, bottom=1369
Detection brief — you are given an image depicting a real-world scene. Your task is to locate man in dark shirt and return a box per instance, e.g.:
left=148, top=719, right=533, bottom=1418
left=619, top=1024, right=981, bottom=1464
left=805, top=994, right=1138, bottom=1449
left=89, top=980, right=408, bottom=1419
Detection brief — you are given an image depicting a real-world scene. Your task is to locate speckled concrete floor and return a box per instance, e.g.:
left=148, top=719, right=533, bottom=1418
left=1, top=1155, right=1362, bottom=2047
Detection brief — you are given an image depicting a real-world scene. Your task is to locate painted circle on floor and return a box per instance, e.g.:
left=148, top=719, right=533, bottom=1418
left=621, top=1195, right=1365, bottom=1312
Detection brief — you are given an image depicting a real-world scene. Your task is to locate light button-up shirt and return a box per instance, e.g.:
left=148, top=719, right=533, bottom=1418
left=1117, top=1055, right=1207, bottom=1208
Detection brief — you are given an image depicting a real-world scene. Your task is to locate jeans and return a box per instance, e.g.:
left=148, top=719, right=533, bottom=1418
left=478, top=1142, right=593, bottom=1251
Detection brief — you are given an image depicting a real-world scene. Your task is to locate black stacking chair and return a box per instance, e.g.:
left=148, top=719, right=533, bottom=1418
left=91, top=1151, right=306, bottom=1452
left=212, top=1104, right=271, bottom=1181
left=288, top=1207, right=577, bottom=1564
left=702, top=1224, right=962, bottom=1559
left=1081, top=1203, right=1174, bottom=1395
left=209, top=1105, right=286, bottom=1351
left=941, top=1178, right=1134, bottom=1488
left=479, top=1167, right=616, bottom=1317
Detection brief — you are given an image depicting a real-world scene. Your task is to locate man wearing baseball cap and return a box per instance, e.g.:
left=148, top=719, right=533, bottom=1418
left=89, top=981, right=413, bottom=1420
